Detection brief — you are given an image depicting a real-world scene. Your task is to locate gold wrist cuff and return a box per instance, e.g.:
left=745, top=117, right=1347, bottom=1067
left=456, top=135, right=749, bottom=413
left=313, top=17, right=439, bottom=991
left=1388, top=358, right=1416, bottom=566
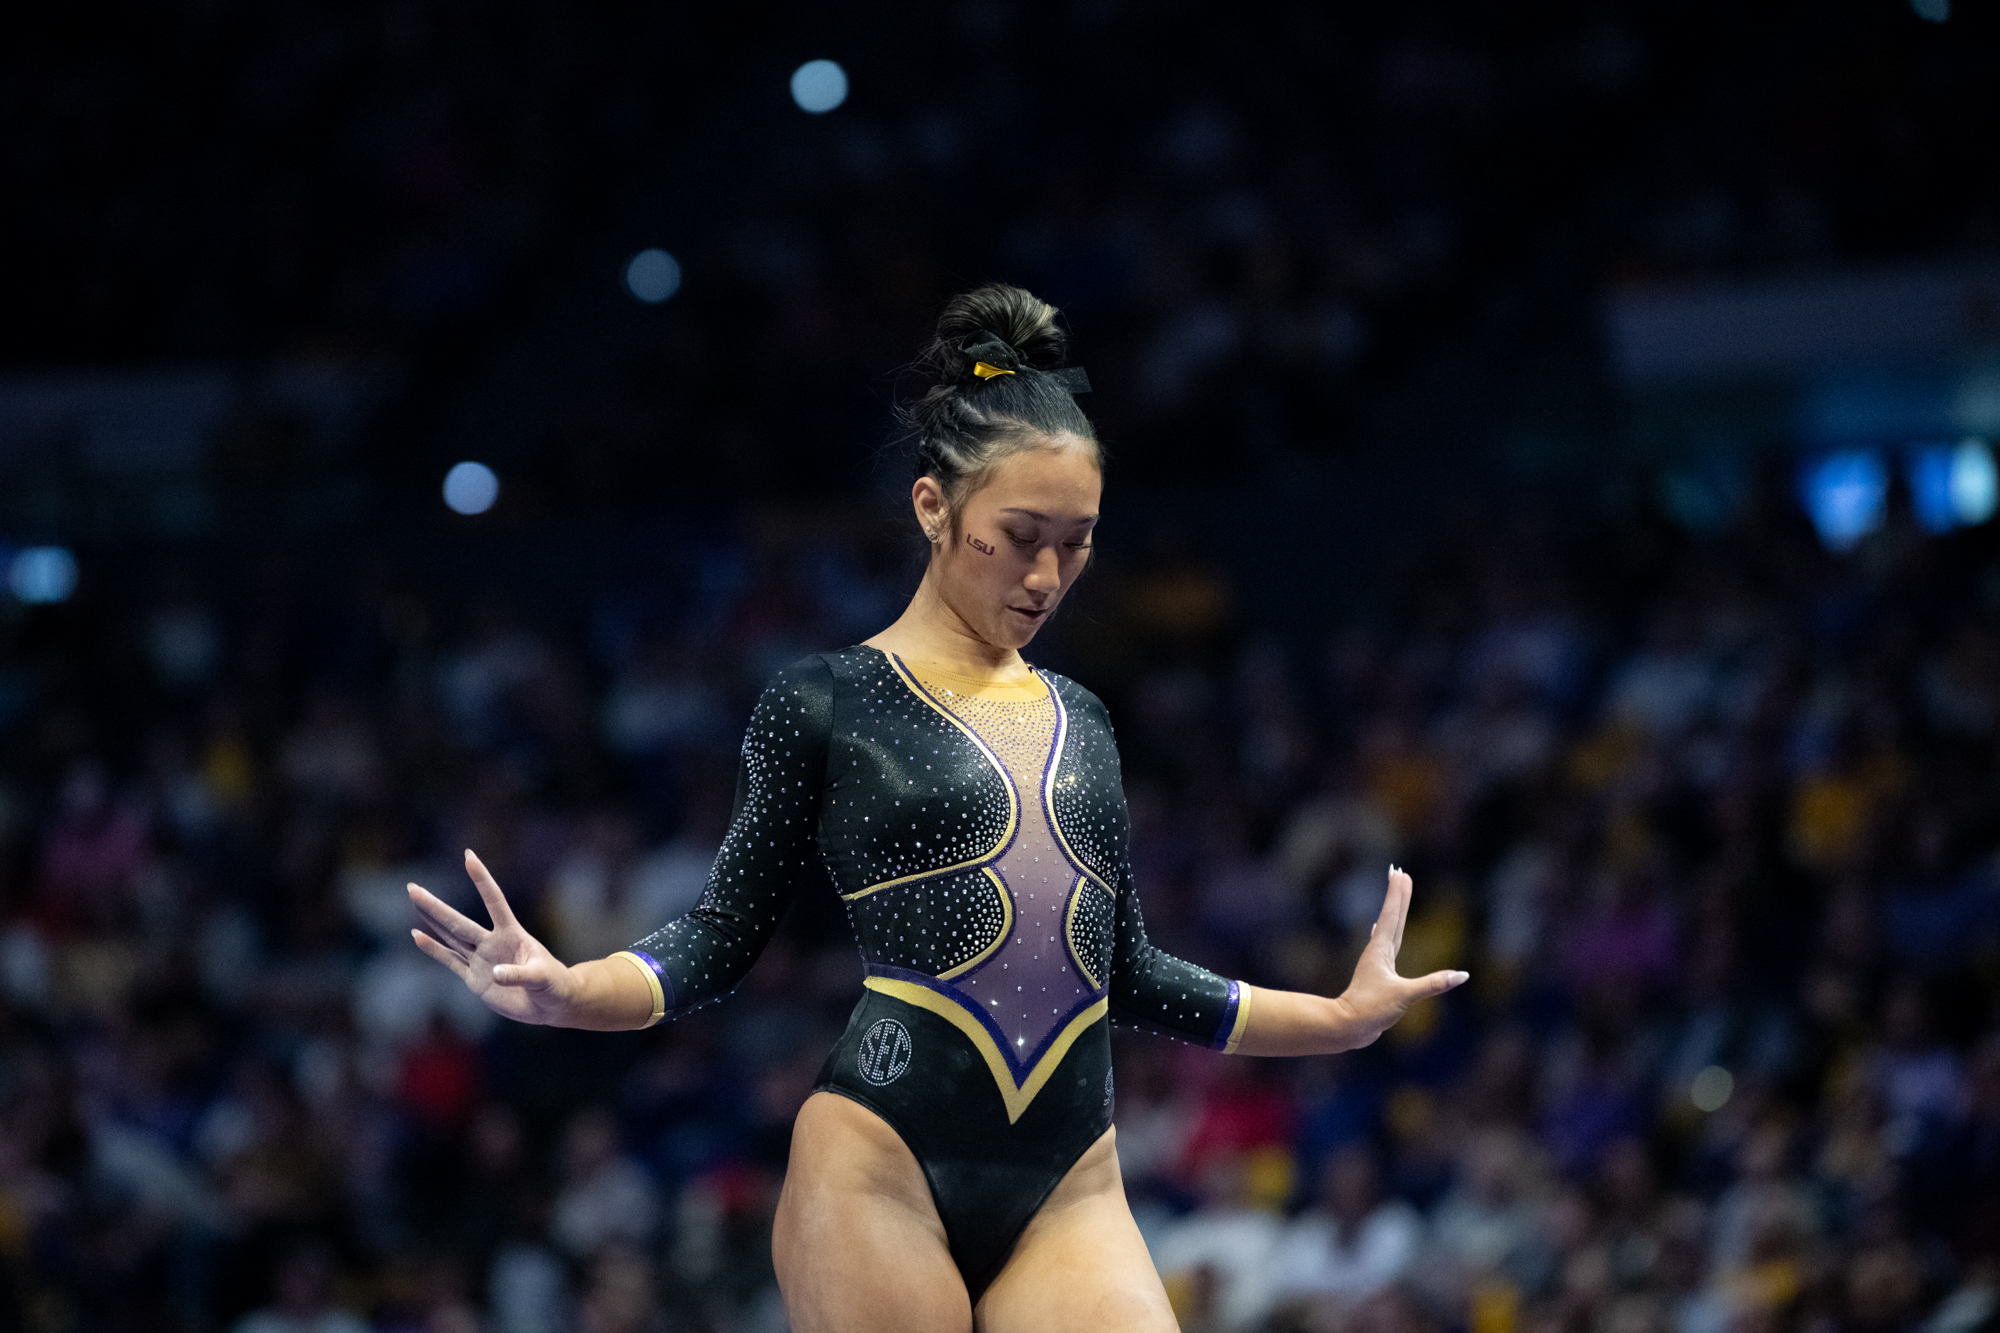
left=1221, top=982, right=1253, bottom=1056
left=611, top=951, right=666, bottom=1029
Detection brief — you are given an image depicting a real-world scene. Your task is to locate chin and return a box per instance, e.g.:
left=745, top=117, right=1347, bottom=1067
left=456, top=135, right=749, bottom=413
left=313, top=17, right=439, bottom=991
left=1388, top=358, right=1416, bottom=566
left=983, top=617, right=1039, bottom=650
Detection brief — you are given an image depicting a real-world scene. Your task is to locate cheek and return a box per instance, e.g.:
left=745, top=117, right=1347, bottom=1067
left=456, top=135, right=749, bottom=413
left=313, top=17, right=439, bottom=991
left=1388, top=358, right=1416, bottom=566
left=945, top=543, right=1015, bottom=602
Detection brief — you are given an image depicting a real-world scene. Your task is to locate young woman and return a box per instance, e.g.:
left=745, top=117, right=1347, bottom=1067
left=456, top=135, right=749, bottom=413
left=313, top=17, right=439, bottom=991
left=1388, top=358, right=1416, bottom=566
left=408, top=284, right=1468, bottom=1333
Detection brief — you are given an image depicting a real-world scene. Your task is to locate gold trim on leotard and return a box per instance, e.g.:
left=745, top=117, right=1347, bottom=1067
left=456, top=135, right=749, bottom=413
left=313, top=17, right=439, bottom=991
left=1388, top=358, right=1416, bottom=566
left=1041, top=686, right=1116, bottom=899
left=611, top=951, right=666, bottom=1028
left=837, top=655, right=1022, bottom=903
left=856, top=656, right=1107, bottom=1122
left=1219, top=982, right=1254, bottom=1055
left=1061, top=873, right=1103, bottom=990
left=937, top=868, right=1014, bottom=981
left=864, top=976, right=1108, bottom=1124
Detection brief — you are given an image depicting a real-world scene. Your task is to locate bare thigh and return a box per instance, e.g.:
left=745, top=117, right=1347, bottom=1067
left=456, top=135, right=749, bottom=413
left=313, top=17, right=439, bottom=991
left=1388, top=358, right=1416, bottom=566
left=975, top=1127, right=1178, bottom=1333
left=772, top=1091, right=972, bottom=1333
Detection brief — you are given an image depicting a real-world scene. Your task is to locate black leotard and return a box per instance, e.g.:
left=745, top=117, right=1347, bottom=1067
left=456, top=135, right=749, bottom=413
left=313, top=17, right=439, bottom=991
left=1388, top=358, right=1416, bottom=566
left=620, top=646, right=1248, bottom=1297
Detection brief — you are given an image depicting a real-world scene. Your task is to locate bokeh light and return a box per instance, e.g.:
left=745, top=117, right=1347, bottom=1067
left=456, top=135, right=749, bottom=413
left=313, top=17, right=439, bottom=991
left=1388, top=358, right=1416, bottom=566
left=443, top=461, right=501, bottom=515
left=1800, top=449, right=1888, bottom=551
left=790, top=60, right=848, bottom=114
left=624, top=249, right=681, bottom=304
left=1910, top=444, right=1962, bottom=533
left=1907, top=437, right=1994, bottom=533
left=1690, top=1065, right=1734, bottom=1113
left=1950, top=437, right=1996, bottom=526
left=7, top=546, right=79, bottom=604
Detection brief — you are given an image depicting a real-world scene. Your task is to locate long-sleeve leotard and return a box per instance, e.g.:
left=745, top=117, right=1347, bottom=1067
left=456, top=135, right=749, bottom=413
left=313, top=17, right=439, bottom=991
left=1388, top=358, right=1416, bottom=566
left=628, top=647, right=1248, bottom=1096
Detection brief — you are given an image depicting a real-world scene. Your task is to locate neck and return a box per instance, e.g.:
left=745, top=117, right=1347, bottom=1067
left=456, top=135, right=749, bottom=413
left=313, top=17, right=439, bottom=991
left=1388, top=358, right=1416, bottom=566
left=865, top=564, right=1030, bottom=682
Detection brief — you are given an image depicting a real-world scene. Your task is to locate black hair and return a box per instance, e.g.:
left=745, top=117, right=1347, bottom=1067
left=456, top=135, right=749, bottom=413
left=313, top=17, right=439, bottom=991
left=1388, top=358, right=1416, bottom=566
left=901, top=284, right=1101, bottom=520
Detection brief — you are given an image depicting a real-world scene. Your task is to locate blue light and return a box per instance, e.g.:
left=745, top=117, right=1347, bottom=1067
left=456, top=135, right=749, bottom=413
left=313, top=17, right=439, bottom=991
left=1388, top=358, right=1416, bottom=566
left=1950, top=437, right=1996, bottom=526
left=443, top=462, right=500, bottom=515
left=8, top=546, right=79, bottom=604
left=1800, top=450, right=1887, bottom=551
left=1906, top=438, right=1994, bottom=533
left=790, top=60, right=848, bottom=114
left=624, top=249, right=681, bottom=304
left=1908, top=444, right=1960, bottom=533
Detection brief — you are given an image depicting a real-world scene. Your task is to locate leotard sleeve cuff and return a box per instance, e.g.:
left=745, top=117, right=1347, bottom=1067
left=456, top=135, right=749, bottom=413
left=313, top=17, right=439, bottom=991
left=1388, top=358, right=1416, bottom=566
left=612, top=950, right=669, bottom=1028
left=1213, top=980, right=1252, bottom=1055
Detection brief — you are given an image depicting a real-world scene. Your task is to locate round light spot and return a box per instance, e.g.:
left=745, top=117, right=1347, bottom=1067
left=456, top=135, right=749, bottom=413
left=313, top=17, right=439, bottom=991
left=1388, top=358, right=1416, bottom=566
left=1690, top=1065, right=1734, bottom=1113
left=624, top=248, right=681, bottom=304
left=443, top=461, right=500, bottom=515
left=1799, top=450, right=1887, bottom=551
left=790, top=59, right=849, bottom=114
left=8, top=546, right=78, bottom=604
left=1950, top=437, right=1996, bottom=526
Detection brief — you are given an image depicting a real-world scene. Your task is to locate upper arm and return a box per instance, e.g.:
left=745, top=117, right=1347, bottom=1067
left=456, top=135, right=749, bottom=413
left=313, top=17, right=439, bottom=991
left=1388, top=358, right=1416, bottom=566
left=627, top=655, right=834, bottom=1013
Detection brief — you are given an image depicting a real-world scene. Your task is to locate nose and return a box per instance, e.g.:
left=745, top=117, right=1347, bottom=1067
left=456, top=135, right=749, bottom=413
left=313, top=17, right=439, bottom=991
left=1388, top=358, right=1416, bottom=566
left=1024, top=547, right=1061, bottom=595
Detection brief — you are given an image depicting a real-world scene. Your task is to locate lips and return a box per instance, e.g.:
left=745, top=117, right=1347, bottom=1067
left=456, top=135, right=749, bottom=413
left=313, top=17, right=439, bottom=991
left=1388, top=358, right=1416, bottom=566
left=1010, top=605, right=1050, bottom=623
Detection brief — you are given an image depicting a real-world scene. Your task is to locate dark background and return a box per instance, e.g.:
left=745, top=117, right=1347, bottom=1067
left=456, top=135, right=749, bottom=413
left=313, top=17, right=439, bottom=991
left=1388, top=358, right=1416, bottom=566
left=2, top=3, right=1998, bottom=1331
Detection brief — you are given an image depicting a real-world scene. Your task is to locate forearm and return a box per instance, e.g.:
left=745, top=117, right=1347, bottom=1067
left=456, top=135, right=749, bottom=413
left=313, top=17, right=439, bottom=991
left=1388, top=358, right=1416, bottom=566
left=1228, top=985, right=1373, bottom=1057
left=553, top=955, right=661, bottom=1031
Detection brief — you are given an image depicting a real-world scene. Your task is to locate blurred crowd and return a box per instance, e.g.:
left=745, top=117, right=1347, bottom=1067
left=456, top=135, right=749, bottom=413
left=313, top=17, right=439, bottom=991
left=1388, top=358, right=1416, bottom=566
left=10, top=1, right=1998, bottom=500
left=8, top=2, right=2000, bottom=1333
left=0, top=473, right=1994, bottom=1333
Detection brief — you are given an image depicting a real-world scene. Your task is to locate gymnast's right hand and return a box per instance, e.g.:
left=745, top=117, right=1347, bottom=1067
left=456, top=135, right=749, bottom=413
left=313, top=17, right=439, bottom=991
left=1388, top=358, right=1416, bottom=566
left=408, top=848, right=578, bottom=1026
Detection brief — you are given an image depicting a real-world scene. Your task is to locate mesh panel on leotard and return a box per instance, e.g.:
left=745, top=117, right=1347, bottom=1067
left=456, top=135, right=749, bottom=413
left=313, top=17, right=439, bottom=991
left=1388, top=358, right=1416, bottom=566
left=900, top=666, right=1103, bottom=1083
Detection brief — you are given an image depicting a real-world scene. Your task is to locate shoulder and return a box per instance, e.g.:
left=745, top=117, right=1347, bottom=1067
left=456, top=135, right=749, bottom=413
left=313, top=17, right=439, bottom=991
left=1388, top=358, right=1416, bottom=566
left=1041, top=670, right=1123, bottom=755
left=761, top=651, right=839, bottom=692
left=748, top=653, right=841, bottom=734
left=1039, top=668, right=1112, bottom=724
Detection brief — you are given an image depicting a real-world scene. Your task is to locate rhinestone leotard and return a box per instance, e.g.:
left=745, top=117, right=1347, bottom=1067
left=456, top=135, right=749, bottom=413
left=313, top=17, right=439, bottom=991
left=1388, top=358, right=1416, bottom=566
left=626, top=646, right=1249, bottom=1296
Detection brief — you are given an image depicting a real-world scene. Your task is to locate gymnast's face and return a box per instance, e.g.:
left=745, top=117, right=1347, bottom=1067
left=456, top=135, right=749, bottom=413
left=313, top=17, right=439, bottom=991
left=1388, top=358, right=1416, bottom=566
left=919, top=439, right=1100, bottom=651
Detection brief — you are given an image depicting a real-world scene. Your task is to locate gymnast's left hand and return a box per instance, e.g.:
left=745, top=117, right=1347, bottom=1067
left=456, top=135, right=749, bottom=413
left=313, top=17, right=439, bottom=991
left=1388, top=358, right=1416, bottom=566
left=1330, top=866, right=1470, bottom=1048
left=408, top=849, right=579, bottom=1026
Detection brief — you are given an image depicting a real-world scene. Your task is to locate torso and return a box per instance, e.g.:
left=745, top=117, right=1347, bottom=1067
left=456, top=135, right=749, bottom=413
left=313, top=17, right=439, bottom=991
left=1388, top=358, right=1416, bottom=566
left=804, top=646, right=1126, bottom=1297
left=812, top=647, right=1122, bottom=1123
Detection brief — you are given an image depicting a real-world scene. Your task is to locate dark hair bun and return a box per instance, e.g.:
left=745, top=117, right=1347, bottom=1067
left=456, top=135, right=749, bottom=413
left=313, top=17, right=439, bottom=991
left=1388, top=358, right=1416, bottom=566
left=900, top=283, right=1099, bottom=509
left=917, top=284, right=1069, bottom=387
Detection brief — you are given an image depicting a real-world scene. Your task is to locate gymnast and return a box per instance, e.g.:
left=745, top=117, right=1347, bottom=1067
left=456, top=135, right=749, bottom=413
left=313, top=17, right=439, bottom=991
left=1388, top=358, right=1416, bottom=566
left=408, top=283, right=1468, bottom=1333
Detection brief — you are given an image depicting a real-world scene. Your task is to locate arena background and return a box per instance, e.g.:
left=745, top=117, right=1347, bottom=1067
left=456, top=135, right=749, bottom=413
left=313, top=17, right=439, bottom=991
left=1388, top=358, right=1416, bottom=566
left=3, top=3, right=2000, bottom=1331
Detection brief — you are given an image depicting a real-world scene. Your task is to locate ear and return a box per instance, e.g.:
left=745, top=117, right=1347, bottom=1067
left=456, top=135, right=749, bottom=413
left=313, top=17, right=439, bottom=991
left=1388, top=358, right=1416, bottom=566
left=912, top=476, right=949, bottom=539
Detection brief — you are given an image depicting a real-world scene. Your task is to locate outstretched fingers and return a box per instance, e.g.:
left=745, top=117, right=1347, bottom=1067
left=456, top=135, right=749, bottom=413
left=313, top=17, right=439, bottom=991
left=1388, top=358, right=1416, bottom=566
left=464, top=850, right=519, bottom=931
left=1370, top=866, right=1412, bottom=961
left=1389, top=866, right=1412, bottom=954
left=412, top=929, right=471, bottom=979
left=409, top=883, right=484, bottom=951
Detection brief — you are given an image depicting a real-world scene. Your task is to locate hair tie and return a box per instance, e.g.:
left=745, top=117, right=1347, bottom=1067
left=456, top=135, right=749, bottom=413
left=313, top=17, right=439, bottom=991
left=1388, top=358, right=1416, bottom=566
left=958, top=332, right=1090, bottom=393
left=960, top=332, right=1023, bottom=380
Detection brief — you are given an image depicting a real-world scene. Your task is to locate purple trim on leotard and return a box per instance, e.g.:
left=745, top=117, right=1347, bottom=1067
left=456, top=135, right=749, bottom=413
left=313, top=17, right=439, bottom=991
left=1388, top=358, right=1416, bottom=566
left=628, top=949, right=675, bottom=1011
left=1210, top=979, right=1242, bottom=1051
